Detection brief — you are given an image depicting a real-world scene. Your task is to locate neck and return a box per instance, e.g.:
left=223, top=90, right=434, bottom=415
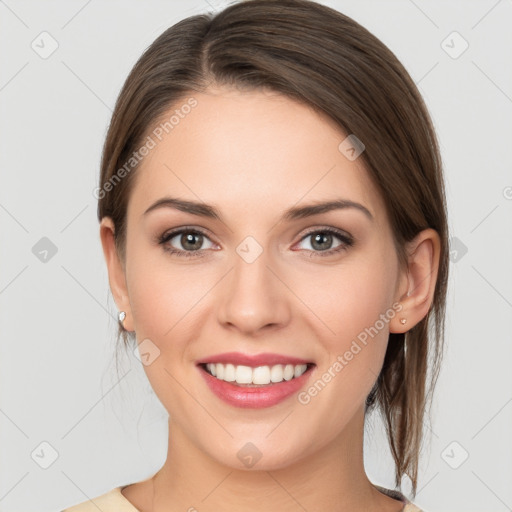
left=151, top=405, right=390, bottom=512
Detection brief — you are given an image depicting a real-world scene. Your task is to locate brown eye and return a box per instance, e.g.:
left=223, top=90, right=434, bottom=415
left=159, top=228, right=215, bottom=258
left=178, top=232, right=204, bottom=251
left=296, top=228, right=354, bottom=257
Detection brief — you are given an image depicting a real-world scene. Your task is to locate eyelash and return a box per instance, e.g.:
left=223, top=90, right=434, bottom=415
left=157, top=226, right=354, bottom=259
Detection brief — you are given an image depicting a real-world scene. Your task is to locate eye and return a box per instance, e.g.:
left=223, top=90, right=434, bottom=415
left=158, top=227, right=217, bottom=258
left=157, top=226, right=354, bottom=259
left=295, top=228, right=354, bottom=257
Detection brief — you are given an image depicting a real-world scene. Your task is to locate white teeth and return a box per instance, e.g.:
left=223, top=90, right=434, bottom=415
left=235, top=365, right=253, bottom=384
left=283, top=364, right=294, bottom=381
left=224, top=363, right=236, bottom=382
left=252, top=365, right=271, bottom=385
left=270, top=364, right=284, bottom=383
left=205, top=363, right=308, bottom=385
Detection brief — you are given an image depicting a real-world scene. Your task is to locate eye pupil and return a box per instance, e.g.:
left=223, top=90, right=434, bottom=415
left=312, top=232, right=332, bottom=251
left=182, top=232, right=202, bottom=250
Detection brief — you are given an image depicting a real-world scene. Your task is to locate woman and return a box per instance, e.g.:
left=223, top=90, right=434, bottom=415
left=63, top=0, right=448, bottom=510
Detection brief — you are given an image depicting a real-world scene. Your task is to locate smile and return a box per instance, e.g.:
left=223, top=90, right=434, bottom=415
left=196, top=352, right=315, bottom=408
left=203, top=362, right=309, bottom=386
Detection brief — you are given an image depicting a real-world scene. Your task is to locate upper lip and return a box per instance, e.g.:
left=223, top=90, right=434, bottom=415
left=196, top=352, right=313, bottom=367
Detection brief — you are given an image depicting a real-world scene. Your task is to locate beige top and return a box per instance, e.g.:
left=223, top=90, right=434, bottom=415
left=61, top=483, right=423, bottom=511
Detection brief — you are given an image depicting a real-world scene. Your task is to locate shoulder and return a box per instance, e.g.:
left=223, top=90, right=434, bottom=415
left=403, top=504, right=424, bottom=512
left=374, top=484, right=424, bottom=512
left=61, top=486, right=140, bottom=512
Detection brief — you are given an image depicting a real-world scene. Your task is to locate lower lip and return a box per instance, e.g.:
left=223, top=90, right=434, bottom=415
left=198, top=365, right=314, bottom=409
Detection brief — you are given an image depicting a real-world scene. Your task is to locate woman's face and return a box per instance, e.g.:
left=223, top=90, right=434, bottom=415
left=114, top=86, right=407, bottom=470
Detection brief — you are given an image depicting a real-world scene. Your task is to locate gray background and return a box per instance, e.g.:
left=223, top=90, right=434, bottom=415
left=1, top=1, right=511, bottom=511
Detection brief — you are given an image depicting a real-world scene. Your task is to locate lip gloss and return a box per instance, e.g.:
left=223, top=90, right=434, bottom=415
left=198, top=365, right=314, bottom=408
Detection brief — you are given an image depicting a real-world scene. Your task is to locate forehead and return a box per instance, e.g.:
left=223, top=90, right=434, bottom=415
left=128, top=86, right=387, bottom=225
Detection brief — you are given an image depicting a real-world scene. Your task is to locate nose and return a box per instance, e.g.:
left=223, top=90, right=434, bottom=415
left=216, top=244, right=292, bottom=336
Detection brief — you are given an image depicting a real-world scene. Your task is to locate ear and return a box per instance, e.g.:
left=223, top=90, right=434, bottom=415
left=390, top=228, right=441, bottom=333
left=99, top=217, right=134, bottom=332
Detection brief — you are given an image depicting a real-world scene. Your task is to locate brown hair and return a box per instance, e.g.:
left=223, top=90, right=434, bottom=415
left=97, top=0, right=449, bottom=497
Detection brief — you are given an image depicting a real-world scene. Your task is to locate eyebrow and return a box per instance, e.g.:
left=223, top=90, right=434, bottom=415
left=143, top=196, right=373, bottom=222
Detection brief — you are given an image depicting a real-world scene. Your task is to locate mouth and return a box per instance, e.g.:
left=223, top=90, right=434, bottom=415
left=200, top=362, right=313, bottom=387
left=196, top=352, right=316, bottom=408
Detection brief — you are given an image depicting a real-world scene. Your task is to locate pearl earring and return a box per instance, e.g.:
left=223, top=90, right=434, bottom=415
left=118, top=311, right=126, bottom=324
left=399, top=318, right=407, bottom=325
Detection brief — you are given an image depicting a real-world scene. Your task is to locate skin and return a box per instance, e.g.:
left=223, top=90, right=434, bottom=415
left=100, top=85, right=440, bottom=512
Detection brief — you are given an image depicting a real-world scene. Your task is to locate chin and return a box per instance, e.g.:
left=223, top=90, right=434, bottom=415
left=203, top=436, right=311, bottom=472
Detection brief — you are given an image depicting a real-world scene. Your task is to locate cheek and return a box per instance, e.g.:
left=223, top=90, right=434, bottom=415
left=126, top=246, right=211, bottom=343
left=292, top=253, right=398, bottom=417
left=293, top=255, right=396, bottom=351
left=125, top=254, right=206, bottom=416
